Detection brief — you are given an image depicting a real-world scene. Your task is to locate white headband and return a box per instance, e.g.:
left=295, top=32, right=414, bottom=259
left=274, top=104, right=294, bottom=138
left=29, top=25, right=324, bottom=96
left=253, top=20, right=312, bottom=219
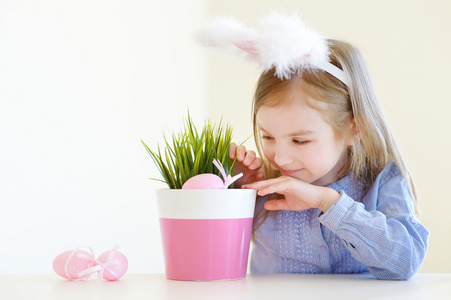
left=195, top=12, right=349, bottom=87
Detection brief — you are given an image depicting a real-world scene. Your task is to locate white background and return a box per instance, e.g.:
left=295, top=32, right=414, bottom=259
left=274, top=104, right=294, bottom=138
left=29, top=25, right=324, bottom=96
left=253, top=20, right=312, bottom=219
left=1, top=0, right=450, bottom=274
left=0, top=0, right=206, bottom=273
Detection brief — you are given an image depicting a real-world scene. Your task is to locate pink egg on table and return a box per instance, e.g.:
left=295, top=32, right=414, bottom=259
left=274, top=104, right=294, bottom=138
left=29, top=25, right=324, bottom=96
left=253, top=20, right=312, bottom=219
left=182, top=173, right=225, bottom=189
left=97, top=250, right=128, bottom=281
left=53, top=249, right=96, bottom=280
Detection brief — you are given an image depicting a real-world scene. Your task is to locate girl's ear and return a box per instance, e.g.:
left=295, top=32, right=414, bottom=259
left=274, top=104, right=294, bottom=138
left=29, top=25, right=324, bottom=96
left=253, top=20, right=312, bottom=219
left=347, top=117, right=361, bottom=146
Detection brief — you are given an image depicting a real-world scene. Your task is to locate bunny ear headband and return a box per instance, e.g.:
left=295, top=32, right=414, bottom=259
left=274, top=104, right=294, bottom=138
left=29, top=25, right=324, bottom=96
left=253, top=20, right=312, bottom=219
left=195, top=12, right=349, bottom=86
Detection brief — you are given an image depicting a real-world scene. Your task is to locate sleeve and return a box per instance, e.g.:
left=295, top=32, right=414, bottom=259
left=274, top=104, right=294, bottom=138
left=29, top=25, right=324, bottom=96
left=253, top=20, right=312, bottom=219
left=318, top=170, right=429, bottom=280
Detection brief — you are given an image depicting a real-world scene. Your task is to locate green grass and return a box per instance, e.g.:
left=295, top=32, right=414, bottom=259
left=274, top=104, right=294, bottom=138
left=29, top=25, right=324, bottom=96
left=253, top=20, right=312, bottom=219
left=142, top=113, right=236, bottom=189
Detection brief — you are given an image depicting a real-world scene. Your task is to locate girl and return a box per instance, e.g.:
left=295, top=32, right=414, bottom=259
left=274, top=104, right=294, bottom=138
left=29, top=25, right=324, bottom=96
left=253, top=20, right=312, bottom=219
left=199, top=12, right=429, bottom=280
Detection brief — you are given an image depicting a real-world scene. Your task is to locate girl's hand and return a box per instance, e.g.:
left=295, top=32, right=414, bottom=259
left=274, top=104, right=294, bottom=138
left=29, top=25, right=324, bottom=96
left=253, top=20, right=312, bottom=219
left=242, top=176, right=340, bottom=212
left=229, top=142, right=264, bottom=188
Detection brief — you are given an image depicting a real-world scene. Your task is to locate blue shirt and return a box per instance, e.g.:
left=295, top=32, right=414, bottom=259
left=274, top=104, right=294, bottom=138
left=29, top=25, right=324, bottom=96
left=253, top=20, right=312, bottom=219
left=250, top=162, right=430, bottom=280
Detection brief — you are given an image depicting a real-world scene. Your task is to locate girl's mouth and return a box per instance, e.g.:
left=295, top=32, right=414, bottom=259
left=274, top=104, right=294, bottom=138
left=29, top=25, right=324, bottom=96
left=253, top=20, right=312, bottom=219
left=280, top=168, right=304, bottom=176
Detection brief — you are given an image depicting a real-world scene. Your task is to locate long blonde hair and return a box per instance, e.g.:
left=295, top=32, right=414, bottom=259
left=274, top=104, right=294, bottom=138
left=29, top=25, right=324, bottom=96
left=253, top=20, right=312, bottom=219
left=252, top=40, right=418, bottom=228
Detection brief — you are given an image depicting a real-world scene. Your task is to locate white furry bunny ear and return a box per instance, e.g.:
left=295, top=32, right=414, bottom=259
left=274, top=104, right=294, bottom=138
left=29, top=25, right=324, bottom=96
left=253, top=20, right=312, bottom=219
left=257, top=12, right=330, bottom=79
left=194, top=16, right=258, bottom=58
left=195, top=12, right=349, bottom=86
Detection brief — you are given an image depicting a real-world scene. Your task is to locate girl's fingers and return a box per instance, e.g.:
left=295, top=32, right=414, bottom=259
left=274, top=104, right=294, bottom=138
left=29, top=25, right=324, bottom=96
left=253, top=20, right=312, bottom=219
left=237, top=145, right=246, bottom=161
left=255, top=171, right=265, bottom=181
left=243, top=172, right=265, bottom=187
left=230, top=142, right=261, bottom=169
left=243, top=150, right=256, bottom=166
left=243, top=177, right=283, bottom=191
left=249, top=157, right=263, bottom=170
left=244, top=177, right=294, bottom=198
left=264, top=199, right=289, bottom=211
left=229, top=142, right=237, bottom=159
left=257, top=181, right=288, bottom=196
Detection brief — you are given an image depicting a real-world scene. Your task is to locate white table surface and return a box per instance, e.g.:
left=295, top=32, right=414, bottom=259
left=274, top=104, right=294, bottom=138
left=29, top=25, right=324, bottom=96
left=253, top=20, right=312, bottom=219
left=1, top=273, right=450, bottom=300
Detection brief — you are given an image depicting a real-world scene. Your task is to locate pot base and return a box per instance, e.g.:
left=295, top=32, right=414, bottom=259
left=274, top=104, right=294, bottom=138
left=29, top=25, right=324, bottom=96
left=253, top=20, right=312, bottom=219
left=160, top=218, right=253, bottom=281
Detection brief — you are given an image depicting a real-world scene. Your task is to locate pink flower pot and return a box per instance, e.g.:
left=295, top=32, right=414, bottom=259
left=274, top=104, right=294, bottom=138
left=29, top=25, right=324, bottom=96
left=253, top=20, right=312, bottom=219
left=156, top=189, right=256, bottom=281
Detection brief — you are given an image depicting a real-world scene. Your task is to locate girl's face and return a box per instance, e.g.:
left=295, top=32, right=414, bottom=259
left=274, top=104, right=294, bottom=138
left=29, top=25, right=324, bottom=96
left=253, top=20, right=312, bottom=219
left=256, top=89, right=351, bottom=186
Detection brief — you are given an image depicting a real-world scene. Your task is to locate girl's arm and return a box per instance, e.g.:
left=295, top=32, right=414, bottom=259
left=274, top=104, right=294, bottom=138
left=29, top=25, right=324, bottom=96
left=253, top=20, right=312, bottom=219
left=244, top=162, right=429, bottom=280
left=318, top=165, right=429, bottom=280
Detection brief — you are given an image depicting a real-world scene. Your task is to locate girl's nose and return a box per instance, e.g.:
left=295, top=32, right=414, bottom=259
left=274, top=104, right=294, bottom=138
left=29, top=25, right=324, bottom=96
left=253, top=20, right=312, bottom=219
left=273, top=144, right=294, bottom=167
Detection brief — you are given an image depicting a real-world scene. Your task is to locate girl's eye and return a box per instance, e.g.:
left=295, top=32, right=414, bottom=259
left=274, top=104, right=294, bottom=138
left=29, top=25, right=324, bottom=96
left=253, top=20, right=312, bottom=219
left=293, top=139, right=310, bottom=146
left=262, top=135, right=273, bottom=140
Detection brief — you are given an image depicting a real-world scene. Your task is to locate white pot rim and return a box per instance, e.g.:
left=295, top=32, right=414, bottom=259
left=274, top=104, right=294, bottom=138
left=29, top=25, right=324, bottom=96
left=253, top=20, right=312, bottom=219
left=156, top=188, right=257, bottom=219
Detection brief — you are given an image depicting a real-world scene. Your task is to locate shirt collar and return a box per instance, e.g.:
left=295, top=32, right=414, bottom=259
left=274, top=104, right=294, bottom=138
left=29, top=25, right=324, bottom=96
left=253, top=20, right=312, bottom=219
left=327, top=173, right=352, bottom=191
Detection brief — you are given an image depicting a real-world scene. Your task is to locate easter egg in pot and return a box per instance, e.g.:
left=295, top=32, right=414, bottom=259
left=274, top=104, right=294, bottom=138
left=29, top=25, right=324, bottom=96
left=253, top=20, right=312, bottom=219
left=182, top=159, right=243, bottom=189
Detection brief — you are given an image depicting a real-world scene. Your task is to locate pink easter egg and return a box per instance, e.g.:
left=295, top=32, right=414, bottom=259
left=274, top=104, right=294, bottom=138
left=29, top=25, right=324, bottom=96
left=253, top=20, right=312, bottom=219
left=97, top=250, right=128, bottom=281
left=53, top=249, right=96, bottom=280
left=182, top=173, right=224, bottom=189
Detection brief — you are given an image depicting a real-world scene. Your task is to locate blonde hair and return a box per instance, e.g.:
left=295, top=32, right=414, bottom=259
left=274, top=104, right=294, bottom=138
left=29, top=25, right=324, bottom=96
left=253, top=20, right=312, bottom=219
left=252, top=40, right=418, bottom=229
